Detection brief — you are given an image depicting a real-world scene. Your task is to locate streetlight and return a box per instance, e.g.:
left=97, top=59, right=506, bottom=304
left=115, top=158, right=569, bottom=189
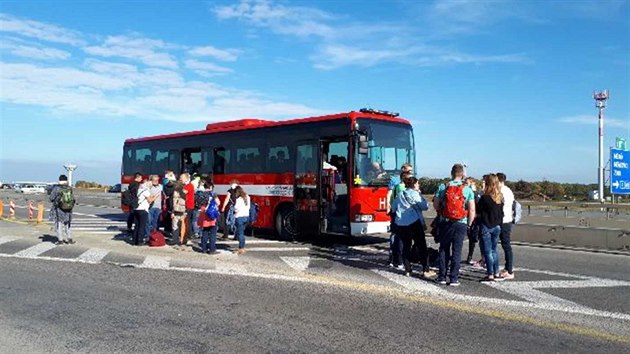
left=64, top=162, right=77, bottom=187
left=593, top=90, right=609, bottom=203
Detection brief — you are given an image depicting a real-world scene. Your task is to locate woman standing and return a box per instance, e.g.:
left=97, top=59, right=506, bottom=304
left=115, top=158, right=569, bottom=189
left=477, top=174, right=504, bottom=282
left=232, top=186, right=250, bottom=255
left=392, top=176, right=435, bottom=278
left=197, top=181, right=221, bottom=254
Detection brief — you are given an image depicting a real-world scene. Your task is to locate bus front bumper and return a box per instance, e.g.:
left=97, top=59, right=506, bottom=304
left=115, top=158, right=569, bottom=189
left=350, top=221, right=390, bottom=236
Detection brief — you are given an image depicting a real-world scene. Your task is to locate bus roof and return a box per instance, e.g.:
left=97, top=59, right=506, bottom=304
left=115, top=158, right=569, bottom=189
left=124, top=110, right=411, bottom=144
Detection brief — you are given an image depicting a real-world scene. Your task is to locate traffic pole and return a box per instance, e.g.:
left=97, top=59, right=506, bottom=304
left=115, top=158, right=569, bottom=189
left=37, top=203, right=44, bottom=224
left=28, top=201, right=34, bottom=220
left=9, top=200, right=15, bottom=218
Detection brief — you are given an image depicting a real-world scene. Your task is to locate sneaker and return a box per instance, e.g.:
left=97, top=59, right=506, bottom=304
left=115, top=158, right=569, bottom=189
left=449, top=281, right=461, bottom=287
left=55, top=241, right=64, bottom=245
left=493, top=275, right=505, bottom=282
left=436, top=278, right=447, bottom=285
left=500, top=270, right=515, bottom=280
left=471, top=261, right=484, bottom=270
left=66, top=239, right=76, bottom=245
left=467, top=259, right=475, bottom=265
left=396, top=264, right=405, bottom=271
left=237, top=248, right=246, bottom=255
left=422, top=270, right=437, bottom=279
left=404, top=272, right=411, bottom=277
left=480, top=275, right=495, bottom=282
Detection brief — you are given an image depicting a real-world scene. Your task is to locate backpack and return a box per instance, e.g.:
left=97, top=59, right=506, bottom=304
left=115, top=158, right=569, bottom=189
left=57, top=186, right=75, bottom=211
left=194, top=190, right=209, bottom=209
left=205, top=192, right=220, bottom=221
left=172, top=190, right=187, bottom=213
left=512, top=200, right=522, bottom=224
left=248, top=200, right=259, bottom=226
left=122, top=184, right=139, bottom=209
left=441, top=183, right=467, bottom=221
left=148, top=230, right=166, bottom=247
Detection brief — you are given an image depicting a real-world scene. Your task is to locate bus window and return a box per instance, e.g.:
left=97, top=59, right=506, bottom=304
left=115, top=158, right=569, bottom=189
left=213, top=147, right=230, bottom=174
left=154, top=149, right=169, bottom=173
left=236, top=146, right=262, bottom=173
left=268, top=145, right=291, bottom=172
left=202, top=148, right=213, bottom=175
left=168, top=149, right=180, bottom=172
left=182, top=149, right=202, bottom=175
left=123, top=147, right=134, bottom=174
left=135, top=148, right=152, bottom=174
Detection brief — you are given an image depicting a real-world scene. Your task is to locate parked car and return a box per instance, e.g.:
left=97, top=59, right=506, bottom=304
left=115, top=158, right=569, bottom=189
left=108, top=184, right=122, bottom=193
left=16, top=184, right=46, bottom=194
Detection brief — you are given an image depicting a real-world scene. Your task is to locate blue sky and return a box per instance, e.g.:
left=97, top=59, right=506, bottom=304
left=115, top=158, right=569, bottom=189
left=1, top=0, right=629, bottom=185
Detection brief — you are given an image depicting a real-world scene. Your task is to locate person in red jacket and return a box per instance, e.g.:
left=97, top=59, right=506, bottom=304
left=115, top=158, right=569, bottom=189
left=180, top=173, right=195, bottom=246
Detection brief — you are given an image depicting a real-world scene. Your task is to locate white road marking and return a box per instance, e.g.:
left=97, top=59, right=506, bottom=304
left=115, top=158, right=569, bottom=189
left=0, top=236, right=20, bottom=245
left=141, top=255, right=170, bottom=269
left=13, top=242, right=57, bottom=258
left=72, top=212, right=98, bottom=217
left=372, top=269, right=444, bottom=295
left=280, top=256, right=311, bottom=272
left=244, top=247, right=310, bottom=252
left=76, top=248, right=109, bottom=263
left=218, top=240, right=290, bottom=245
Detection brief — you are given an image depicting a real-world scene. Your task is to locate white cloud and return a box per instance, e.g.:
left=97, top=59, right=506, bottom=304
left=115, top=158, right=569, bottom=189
left=214, top=0, right=532, bottom=70
left=559, top=115, right=629, bottom=129
left=184, top=59, right=233, bottom=75
left=0, top=13, right=85, bottom=46
left=83, top=35, right=179, bottom=69
left=0, top=38, right=71, bottom=60
left=189, top=45, right=240, bottom=61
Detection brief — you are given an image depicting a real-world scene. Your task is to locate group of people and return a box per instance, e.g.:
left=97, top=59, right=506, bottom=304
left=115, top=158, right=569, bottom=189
left=125, top=170, right=252, bottom=255
left=387, top=163, right=517, bottom=286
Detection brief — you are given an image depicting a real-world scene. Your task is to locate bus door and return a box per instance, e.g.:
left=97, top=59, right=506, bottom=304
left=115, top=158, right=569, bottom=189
left=294, top=140, right=324, bottom=237
left=321, top=139, right=350, bottom=235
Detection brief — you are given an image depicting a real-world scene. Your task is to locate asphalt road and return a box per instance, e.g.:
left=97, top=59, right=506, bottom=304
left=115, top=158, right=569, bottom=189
left=1, top=257, right=628, bottom=354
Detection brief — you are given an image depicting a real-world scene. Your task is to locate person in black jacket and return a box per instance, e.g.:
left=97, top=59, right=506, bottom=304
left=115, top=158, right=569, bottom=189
left=125, top=172, right=143, bottom=232
left=162, top=170, right=176, bottom=235
left=476, top=174, right=504, bottom=282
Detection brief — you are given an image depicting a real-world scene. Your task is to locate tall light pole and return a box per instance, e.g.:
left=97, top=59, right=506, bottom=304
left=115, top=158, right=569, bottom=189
left=593, top=90, right=609, bottom=203
left=64, top=163, right=77, bottom=187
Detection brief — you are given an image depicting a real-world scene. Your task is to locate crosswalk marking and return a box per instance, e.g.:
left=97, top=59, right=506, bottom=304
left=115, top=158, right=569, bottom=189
left=13, top=242, right=57, bottom=258
left=0, top=236, right=20, bottom=245
left=76, top=248, right=109, bottom=263
left=141, top=255, right=170, bottom=269
left=280, top=256, right=311, bottom=272
left=242, top=247, right=310, bottom=252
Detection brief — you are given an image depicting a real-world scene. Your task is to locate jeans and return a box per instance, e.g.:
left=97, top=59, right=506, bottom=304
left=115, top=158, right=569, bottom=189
left=235, top=217, right=248, bottom=249
left=438, top=221, right=467, bottom=283
left=201, top=226, right=218, bottom=253
left=192, top=209, right=201, bottom=236
left=56, top=221, right=72, bottom=242
left=133, top=210, right=148, bottom=245
left=148, top=207, right=161, bottom=234
left=184, top=209, right=194, bottom=243
left=389, top=234, right=403, bottom=266
left=500, top=223, right=514, bottom=273
left=480, top=224, right=501, bottom=276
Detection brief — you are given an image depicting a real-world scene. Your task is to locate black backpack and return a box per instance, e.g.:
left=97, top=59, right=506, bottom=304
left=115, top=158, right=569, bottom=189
left=123, top=183, right=139, bottom=209
left=194, top=190, right=209, bottom=209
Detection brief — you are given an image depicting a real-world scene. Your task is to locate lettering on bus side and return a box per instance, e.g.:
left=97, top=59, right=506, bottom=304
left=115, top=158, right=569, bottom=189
left=265, top=185, right=294, bottom=197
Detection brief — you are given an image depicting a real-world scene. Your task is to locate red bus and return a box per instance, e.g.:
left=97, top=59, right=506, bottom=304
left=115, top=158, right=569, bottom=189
left=121, top=108, right=415, bottom=239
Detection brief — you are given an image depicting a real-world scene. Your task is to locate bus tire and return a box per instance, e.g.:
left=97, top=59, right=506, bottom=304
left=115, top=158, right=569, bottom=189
left=275, top=205, right=297, bottom=241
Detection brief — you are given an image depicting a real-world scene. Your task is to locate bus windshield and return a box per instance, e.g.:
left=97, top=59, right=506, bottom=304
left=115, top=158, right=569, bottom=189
left=354, top=118, right=415, bottom=186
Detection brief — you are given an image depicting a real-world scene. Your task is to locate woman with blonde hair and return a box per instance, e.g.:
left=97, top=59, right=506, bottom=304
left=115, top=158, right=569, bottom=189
left=476, top=174, right=504, bottom=282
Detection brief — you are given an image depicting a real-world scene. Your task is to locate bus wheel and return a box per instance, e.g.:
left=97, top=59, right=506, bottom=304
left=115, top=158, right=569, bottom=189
left=275, top=206, right=297, bottom=241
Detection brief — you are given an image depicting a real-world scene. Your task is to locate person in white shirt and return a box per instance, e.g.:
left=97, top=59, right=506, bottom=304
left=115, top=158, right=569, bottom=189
left=134, top=180, right=156, bottom=246
left=232, top=186, right=250, bottom=255
left=497, top=173, right=515, bottom=279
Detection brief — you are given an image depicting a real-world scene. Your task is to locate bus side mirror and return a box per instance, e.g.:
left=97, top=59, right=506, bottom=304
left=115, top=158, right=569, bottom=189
left=358, top=135, right=369, bottom=155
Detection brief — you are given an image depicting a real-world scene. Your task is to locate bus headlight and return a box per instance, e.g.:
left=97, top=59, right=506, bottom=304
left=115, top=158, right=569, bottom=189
left=354, top=214, right=374, bottom=222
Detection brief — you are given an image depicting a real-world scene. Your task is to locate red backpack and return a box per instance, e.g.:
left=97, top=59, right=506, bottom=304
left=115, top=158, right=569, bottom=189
left=441, top=183, right=467, bottom=220
left=148, top=230, right=166, bottom=247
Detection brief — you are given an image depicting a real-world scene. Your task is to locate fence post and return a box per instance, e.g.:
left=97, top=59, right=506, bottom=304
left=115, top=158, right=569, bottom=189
left=527, top=205, right=531, bottom=216
left=564, top=206, right=568, bottom=218
left=9, top=200, right=15, bottom=218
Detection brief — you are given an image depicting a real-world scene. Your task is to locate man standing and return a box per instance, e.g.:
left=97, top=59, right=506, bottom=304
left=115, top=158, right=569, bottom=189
left=147, top=175, right=163, bottom=235
left=49, top=175, right=76, bottom=245
left=181, top=173, right=195, bottom=245
left=125, top=172, right=143, bottom=232
left=162, top=170, right=176, bottom=235
left=497, top=172, right=515, bottom=280
left=433, top=164, right=475, bottom=286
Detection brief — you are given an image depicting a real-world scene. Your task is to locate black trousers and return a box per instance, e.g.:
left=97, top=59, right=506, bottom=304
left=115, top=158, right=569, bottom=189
left=133, top=210, right=148, bottom=246
left=127, top=212, right=135, bottom=230
left=399, top=220, right=429, bottom=273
